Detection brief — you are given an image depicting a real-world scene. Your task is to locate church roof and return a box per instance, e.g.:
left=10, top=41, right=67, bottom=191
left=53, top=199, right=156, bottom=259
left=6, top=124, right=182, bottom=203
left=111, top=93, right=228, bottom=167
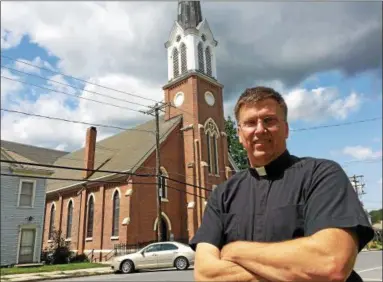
left=177, top=1, right=203, bottom=30
left=46, top=115, right=183, bottom=194
left=1, top=139, right=68, bottom=165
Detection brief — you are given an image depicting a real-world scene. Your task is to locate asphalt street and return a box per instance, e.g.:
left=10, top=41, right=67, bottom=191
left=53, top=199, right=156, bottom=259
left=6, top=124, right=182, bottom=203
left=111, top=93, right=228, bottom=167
left=47, top=251, right=382, bottom=282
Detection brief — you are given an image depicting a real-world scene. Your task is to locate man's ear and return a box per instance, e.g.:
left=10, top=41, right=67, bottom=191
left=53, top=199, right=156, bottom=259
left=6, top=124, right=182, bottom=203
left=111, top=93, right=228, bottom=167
left=285, top=121, right=289, bottom=139
left=237, top=127, right=243, bottom=144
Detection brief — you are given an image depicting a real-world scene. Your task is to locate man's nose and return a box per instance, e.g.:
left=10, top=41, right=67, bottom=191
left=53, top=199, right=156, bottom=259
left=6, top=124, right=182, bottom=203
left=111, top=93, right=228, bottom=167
left=254, top=120, right=267, bottom=134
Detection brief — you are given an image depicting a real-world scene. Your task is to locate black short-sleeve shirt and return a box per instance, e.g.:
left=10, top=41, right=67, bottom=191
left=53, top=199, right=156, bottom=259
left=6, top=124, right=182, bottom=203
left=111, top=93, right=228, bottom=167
left=189, top=150, right=374, bottom=282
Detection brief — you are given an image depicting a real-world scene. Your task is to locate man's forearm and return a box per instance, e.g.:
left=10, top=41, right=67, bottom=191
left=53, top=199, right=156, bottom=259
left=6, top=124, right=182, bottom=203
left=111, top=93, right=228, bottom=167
left=221, top=229, right=357, bottom=282
left=194, top=243, right=269, bottom=282
left=195, top=257, right=268, bottom=282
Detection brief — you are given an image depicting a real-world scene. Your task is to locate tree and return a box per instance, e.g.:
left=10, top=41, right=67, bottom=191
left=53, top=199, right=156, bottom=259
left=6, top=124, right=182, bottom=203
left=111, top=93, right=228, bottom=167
left=369, top=209, right=383, bottom=224
left=42, top=229, right=71, bottom=264
left=225, top=116, right=248, bottom=170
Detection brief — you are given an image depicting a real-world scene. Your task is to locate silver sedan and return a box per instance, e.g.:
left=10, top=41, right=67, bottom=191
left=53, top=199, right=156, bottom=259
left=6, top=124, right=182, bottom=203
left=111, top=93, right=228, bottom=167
left=110, top=241, right=195, bottom=274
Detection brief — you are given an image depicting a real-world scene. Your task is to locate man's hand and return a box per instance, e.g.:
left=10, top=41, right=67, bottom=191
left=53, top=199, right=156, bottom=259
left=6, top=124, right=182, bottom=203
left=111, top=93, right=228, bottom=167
left=194, top=242, right=270, bottom=281
left=219, top=228, right=359, bottom=282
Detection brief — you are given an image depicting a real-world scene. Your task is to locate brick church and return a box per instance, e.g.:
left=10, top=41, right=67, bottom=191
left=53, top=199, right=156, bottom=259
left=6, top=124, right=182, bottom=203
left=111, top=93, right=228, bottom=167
left=43, top=1, right=239, bottom=261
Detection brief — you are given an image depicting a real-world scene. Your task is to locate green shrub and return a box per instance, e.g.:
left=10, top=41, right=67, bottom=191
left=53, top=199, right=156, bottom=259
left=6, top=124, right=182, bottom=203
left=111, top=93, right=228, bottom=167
left=69, top=254, right=89, bottom=263
left=43, top=229, right=71, bottom=265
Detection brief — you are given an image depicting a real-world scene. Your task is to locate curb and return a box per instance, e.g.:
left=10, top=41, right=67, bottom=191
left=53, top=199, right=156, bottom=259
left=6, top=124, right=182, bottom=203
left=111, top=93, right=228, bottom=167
left=3, top=269, right=114, bottom=282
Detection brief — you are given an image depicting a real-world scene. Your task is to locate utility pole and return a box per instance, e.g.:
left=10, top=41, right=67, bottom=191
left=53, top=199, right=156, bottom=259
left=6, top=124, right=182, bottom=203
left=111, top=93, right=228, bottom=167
left=143, top=102, right=168, bottom=242
left=349, top=174, right=366, bottom=201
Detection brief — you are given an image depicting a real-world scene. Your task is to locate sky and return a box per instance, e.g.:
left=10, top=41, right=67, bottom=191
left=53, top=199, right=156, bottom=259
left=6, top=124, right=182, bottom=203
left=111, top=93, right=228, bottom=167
left=1, top=1, right=382, bottom=211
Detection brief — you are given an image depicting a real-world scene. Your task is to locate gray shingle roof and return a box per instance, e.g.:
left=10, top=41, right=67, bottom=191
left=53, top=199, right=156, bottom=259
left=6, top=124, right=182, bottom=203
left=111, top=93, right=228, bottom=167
left=46, top=115, right=183, bottom=193
left=0, top=140, right=68, bottom=165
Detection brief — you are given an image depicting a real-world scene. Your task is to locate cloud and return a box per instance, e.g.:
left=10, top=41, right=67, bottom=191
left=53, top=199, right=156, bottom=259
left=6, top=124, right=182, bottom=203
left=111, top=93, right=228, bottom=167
left=1, top=68, right=24, bottom=104
left=378, top=178, right=382, bottom=186
left=283, top=87, right=361, bottom=122
left=0, top=72, right=163, bottom=151
left=1, top=1, right=381, bottom=152
left=224, top=84, right=361, bottom=123
left=1, top=1, right=381, bottom=99
left=342, top=145, right=382, bottom=160
left=11, top=57, right=54, bottom=75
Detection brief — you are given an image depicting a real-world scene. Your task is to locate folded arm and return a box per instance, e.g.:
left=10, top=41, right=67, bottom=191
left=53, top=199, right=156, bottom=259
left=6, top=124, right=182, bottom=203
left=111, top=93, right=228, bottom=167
left=194, top=242, right=270, bottom=282
left=221, top=228, right=359, bottom=282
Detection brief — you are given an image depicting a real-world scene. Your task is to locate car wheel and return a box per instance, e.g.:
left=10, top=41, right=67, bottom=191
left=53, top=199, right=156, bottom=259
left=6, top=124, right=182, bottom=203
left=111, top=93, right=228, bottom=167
left=120, top=259, right=134, bottom=274
left=175, top=256, right=189, bottom=270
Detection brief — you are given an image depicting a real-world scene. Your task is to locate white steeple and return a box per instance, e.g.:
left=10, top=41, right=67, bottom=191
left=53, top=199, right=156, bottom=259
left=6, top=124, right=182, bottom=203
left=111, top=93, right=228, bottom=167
left=164, top=1, right=218, bottom=82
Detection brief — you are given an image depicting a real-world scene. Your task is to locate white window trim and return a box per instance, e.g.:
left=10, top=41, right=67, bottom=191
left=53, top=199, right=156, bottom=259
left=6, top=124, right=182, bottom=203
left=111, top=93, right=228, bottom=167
left=204, top=118, right=220, bottom=177
left=66, top=199, right=74, bottom=239
left=112, top=189, right=121, bottom=237
left=111, top=187, right=121, bottom=200
left=214, top=135, right=220, bottom=176
left=86, top=194, right=95, bottom=238
left=17, top=179, right=36, bottom=208
left=159, top=166, right=169, bottom=200
left=16, top=224, right=38, bottom=264
left=48, top=202, right=56, bottom=240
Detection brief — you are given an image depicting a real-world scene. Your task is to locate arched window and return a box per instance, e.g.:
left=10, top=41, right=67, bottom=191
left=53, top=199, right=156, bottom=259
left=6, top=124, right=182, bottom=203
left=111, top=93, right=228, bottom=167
left=66, top=200, right=73, bottom=239
left=86, top=195, right=94, bottom=238
left=197, top=42, right=204, bottom=73
left=205, top=47, right=212, bottom=76
left=48, top=203, right=56, bottom=240
left=204, top=118, right=220, bottom=175
left=180, top=43, right=187, bottom=74
left=112, top=190, right=120, bottom=237
left=173, top=48, right=179, bottom=78
left=159, top=167, right=168, bottom=199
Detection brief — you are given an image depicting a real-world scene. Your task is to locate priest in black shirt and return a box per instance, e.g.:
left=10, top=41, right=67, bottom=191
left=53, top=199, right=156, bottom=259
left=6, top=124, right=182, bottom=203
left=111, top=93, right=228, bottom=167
left=190, top=86, right=374, bottom=282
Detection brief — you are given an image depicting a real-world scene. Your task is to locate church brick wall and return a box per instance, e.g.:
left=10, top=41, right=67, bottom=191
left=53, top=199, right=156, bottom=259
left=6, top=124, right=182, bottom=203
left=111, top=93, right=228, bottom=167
left=42, top=122, right=188, bottom=260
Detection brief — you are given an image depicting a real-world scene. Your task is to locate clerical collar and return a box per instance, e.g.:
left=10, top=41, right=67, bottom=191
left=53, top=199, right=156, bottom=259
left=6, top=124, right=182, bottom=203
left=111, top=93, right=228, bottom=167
left=250, top=150, right=291, bottom=178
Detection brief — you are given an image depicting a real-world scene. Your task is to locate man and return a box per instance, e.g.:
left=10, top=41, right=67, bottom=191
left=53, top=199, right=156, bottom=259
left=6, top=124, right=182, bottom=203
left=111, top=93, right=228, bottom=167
left=189, top=87, right=374, bottom=282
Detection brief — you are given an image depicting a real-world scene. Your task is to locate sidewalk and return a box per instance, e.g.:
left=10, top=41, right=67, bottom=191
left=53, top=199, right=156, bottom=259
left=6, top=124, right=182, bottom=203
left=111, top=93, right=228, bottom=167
left=1, top=266, right=113, bottom=282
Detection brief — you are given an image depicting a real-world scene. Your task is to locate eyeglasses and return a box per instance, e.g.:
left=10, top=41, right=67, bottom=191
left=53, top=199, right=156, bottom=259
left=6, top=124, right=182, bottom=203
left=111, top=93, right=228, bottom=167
left=238, top=116, right=281, bottom=132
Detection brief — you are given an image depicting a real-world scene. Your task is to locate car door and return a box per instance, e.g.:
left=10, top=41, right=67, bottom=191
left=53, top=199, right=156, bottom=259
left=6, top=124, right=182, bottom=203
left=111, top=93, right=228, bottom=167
left=140, top=244, right=161, bottom=269
left=156, top=243, right=179, bottom=268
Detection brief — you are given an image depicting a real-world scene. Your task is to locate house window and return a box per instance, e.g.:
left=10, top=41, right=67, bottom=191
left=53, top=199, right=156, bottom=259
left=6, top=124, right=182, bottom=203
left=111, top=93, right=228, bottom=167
left=49, top=204, right=55, bottom=240
left=173, top=48, right=179, bottom=78
left=180, top=43, right=187, bottom=74
left=86, top=195, right=94, bottom=238
left=112, top=191, right=120, bottom=237
left=205, top=47, right=212, bottom=76
left=66, top=200, right=73, bottom=239
left=204, top=118, right=220, bottom=175
left=198, top=42, right=204, bottom=73
left=18, top=180, right=35, bottom=207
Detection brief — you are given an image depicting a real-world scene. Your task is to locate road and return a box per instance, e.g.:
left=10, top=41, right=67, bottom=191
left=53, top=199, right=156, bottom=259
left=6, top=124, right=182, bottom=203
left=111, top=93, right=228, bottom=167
left=47, top=251, right=382, bottom=282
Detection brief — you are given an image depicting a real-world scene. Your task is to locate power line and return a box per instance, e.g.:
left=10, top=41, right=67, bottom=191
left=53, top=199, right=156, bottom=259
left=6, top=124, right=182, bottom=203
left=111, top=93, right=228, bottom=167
left=291, top=117, right=382, bottom=132
left=0, top=173, right=207, bottom=200
left=0, top=159, right=213, bottom=192
left=0, top=159, right=155, bottom=178
left=179, top=117, right=382, bottom=138
left=165, top=176, right=213, bottom=192
left=1, top=75, right=148, bottom=114
left=1, top=54, right=160, bottom=103
left=0, top=108, right=154, bottom=134
left=1, top=65, right=152, bottom=108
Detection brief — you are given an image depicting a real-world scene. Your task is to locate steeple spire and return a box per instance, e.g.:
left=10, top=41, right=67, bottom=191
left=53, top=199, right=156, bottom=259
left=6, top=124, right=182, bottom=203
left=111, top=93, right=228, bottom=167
left=177, top=1, right=203, bottom=30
